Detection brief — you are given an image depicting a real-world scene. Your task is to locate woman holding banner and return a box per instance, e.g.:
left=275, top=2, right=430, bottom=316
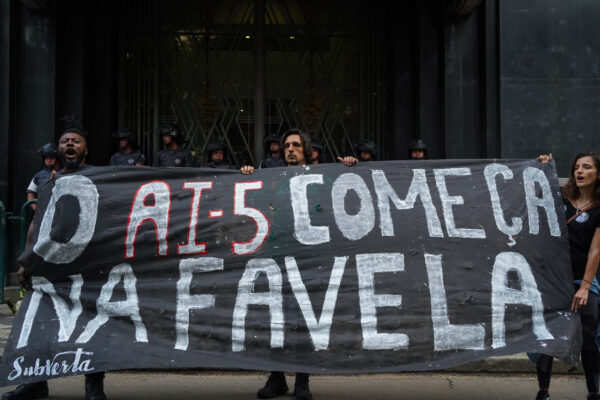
left=537, top=152, right=600, bottom=400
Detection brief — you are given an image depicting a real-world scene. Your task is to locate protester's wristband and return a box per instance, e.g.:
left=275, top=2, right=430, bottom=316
left=583, top=278, right=593, bottom=286
left=580, top=280, right=592, bottom=290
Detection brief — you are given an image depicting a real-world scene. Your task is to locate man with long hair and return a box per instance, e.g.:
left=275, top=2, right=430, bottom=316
left=241, top=128, right=356, bottom=400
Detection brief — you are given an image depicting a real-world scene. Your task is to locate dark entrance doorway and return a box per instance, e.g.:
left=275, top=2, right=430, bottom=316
left=119, top=0, right=389, bottom=166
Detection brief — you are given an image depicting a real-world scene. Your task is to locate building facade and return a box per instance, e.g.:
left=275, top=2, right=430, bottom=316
left=1, top=0, right=599, bottom=267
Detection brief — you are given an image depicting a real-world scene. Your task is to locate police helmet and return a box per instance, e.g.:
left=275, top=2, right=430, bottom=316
left=311, top=138, right=323, bottom=151
left=264, top=133, right=281, bottom=145
left=354, top=139, right=377, bottom=159
left=311, top=138, right=325, bottom=163
left=157, top=123, right=181, bottom=139
left=205, top=139, right=227, bottom=159
left=408, top=139, right=428, bottom=159
left=37, top=143, right=58, bottom=158
left=112, top=128, right=133, bottom=141
left=408, top=139, right=428, bottom=151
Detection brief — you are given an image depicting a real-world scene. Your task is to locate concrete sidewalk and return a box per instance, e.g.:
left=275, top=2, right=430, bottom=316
left=0, top=302, right=582, bottom=374
left=0, top=304, right=13, bottom=363
left=0, top=372, right=591, bottom=400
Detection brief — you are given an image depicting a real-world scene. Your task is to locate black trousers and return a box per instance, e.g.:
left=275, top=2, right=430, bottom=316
left=271, top=371, right=309, bottom=383
left=537, top=291, right=599, bottom=393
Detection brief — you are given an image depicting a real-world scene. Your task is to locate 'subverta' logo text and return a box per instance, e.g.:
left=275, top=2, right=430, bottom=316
left=8, top=348, right=94, bottom=381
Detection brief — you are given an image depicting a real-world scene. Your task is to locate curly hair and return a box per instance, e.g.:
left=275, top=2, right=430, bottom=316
left=280, top=128, right=313, bottom=166
left=562, top=151, right=600, bottom=205
left=60, top=114, right=88, bottom=138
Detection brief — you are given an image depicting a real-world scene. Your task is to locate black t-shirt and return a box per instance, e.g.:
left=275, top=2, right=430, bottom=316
left=564, top=199, right=600, bottom=280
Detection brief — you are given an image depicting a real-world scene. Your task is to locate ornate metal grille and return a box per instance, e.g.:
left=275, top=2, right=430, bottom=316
left=119, top=0, right=388, bottom=166
left=118, top=0, right=160, bottom=165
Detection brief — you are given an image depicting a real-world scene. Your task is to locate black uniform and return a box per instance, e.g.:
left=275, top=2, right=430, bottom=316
left=110, top=150, right=145, bottom=166
left=26, top=168, right=53, bottom=195
left=203, top=160, right=235, bottom=169
left=259, top=156, right=286, bottom=168
left=152, top=147, right=194, bottom=167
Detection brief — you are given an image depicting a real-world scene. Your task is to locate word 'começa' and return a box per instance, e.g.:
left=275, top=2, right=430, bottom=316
left=32, top=164, right=560, bottom=265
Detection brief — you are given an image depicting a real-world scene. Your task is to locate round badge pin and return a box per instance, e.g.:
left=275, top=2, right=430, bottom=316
left=576, top=212, right=589, bottom=223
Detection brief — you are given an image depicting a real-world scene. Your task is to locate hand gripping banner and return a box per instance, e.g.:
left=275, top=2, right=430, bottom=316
left=0, top=159, right=581, bottom=386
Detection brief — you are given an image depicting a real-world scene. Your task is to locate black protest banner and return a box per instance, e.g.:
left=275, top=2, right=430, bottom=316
left=0, top=159, right=580, bottom=386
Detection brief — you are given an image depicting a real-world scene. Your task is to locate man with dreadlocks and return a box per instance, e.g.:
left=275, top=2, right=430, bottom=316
left=5, top=117, right=108, bottom=400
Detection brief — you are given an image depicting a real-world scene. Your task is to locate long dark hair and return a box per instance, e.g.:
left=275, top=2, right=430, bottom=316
left=280, top=128, right=313, bottom=165
left=563, top=151, right=600, bottom=205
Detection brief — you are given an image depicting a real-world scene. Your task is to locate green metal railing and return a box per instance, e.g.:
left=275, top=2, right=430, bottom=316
left=0, top=201, right=6, bottom=303
left=10, top=199, right=37, bottom=253
left=0, top=199, right=36, bottom=310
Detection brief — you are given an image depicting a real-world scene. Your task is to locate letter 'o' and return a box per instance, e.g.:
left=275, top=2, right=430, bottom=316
left=331, top=173, right=375, bottom=241
left=34, top=175, right=99, bottom=264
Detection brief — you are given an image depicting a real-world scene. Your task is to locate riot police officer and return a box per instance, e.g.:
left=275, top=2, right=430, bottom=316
left=152, top=123, right=194, bottom=167
left=203, top=139, right=235, bottom=169
left=408, top=138, right=427, bottom=160
left=354, top=139, right=377, bottom=162
left=26, top=143, right=60, bottom=211
left=259, top=133, right=286, bottom=168
left=109, top=129, right=145, bottom=166
left=310, top=138, right=325, bottom=164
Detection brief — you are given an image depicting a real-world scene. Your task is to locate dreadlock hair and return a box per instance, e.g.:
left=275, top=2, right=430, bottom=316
left=60, top=114, right=88, bottom=139
left=563, top=151, right=600, bottom=205
left=280, top=128, right=313, bottom=166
